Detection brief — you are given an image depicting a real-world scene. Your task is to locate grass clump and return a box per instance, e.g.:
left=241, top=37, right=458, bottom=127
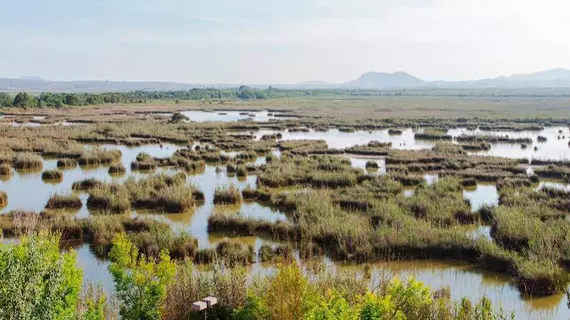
left=0, top=191, right=7, bottom=207
left=0, top=164, right=11, bottom=176
left=13, top=153, right=43, bottom=171
left=45, top=193, right=82, bottom=210
left=241, top=184, right=258, bottom=200
left=41, top=170, right=63, bottom=182
left=72, top=178, right=103, bottom=191
left=56, top=158, right=78, bottom=169
left=365, top=160, right=379, bottom=169
left=87, top=184, right=132, bottom=214
left=131, top=160, right=157, bottom=171
left=214, top=184, right=242, bottom=205
left=108, top=163, right=126, bottom=175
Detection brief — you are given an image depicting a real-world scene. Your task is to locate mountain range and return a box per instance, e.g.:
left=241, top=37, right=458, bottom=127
left=3, top=68, right=570, bottom=92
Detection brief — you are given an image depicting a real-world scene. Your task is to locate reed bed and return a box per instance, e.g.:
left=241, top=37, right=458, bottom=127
left=108, top=163, right=126, bottom=175
left=214, top=184, right=242, bottom=205
left=13, top=153, right=43, bottom=170
left=45, top=193, right=82, bottom=210
left=41, top=169, right=63, bottom=181
left=56, top=158, right=78, bottom=169
left=0, top=191, right=7, bottom=207
left=87, top=173, right=200, bottom=213
left=72, top=178, right=103, bottom=191
left=0, top=164, right=11, bottom=176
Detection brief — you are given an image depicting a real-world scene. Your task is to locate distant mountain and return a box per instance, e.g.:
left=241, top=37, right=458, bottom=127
left=3, top=68, right=570, bottom=92
left=508, top=68, right=570, bottom=82
left=345, top=72, right=425, bottom=89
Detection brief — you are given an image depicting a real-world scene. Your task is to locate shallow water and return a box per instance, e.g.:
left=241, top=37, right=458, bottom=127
left=448, top=126, right=570, bottom=161
left=255, top=128, right=434, bottom=150
left=332, top=260, right=568, bottom=320
left=463, top=184, right=499, bottom=212
left=174, top=110, right=292, bottom=122
left=70, top=244, right=569, bottom=320
left=0, top=143, right=185, bottom=215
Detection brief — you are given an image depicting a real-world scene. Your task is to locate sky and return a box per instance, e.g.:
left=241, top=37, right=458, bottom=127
left=1, top=0, right=570, bottom=84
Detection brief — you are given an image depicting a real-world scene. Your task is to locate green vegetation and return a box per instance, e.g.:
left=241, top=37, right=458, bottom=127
left=109, top=233, right=176, bottom=320
left=0, top=232, right=114, bottom=319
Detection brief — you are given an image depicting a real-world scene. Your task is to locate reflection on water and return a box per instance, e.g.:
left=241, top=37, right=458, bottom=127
left=0, top=143, right=184, bottom=214
left=176, top=110, right=292, bottom=122
left=448, top=126, right=570, bottom=161
left=255, top=128, right=434, bottom=150
left=537, top=181, right=570, bottom=192
left=463, top=184, right=499, bottom=212
left=71, top=246, right=570, bottom=320
left=349, top=157, right=386, bottom=174
left=332, top=260, right=567, bottom=320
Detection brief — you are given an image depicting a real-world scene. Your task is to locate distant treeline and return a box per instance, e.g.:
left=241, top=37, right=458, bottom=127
left=0, top=86, right=374, bottom=108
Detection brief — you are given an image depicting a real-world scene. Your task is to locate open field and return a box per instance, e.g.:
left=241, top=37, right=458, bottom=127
left=4, top=93, right=570, bottom=120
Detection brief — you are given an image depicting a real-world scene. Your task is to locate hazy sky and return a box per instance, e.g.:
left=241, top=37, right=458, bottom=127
left=1, top=0, right=569, bottom=83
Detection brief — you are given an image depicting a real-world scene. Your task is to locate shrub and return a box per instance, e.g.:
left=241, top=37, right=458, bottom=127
left=109, top=233, right=176, bottom=320
left=0, top=232, right=82, bottom=319
left=45, top=193, right=82, bottom=210
left=41, top=170, right=63, bottom=181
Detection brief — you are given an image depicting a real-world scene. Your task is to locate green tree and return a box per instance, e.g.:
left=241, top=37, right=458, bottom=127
left=13, top=92, right=34, bottom=108
left=65, top=94, right=81, bottom=106
left=109, top=233, right=176, bottom=320
left=0, top=231, right=83, bottom=320
left=0, top=92, right=12, bottom=107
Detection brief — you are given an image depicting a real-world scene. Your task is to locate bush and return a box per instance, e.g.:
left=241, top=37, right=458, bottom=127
left=0, top=232, right=82, bottom=319
left=109, top=233, right=176, bottom=320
